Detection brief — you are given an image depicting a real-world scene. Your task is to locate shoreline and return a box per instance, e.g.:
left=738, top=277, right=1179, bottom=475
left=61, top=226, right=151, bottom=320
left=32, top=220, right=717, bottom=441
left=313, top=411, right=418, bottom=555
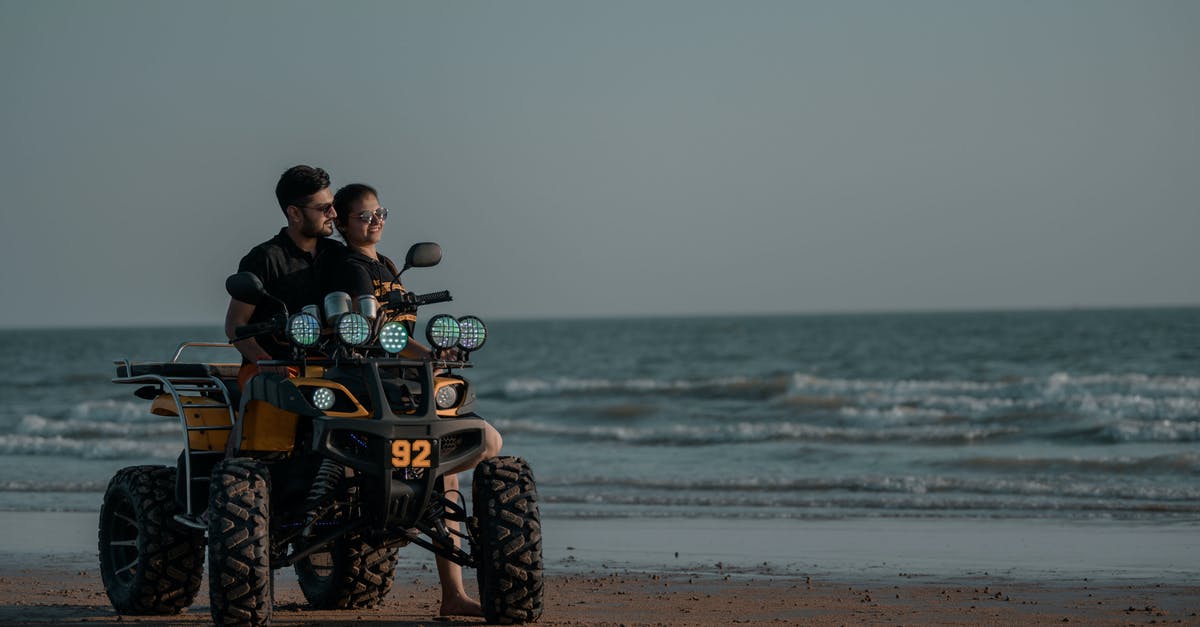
left=0, top=511, right=1197, bottom=624
left=3, top=511, right=1196, bottom=583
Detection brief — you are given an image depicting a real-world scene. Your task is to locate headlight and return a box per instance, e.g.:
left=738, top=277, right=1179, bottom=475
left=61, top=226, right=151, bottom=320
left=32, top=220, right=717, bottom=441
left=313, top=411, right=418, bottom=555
left=287, top=313, right=321, bottom=347
left=337, top=313, right=371, bottom=346
left=379, top=321, right=409, bottom=354
left=311, top=387, right=336, bottom=411
left=456, top=316, right=487, bottom=351
left=426, top=314, right=461, bottom=350
left=435, top=384, right=461, bottom=409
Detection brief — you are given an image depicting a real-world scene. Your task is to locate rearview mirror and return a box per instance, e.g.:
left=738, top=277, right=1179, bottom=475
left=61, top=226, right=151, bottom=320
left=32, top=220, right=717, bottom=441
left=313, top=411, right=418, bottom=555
left=225, top=272, right=267, bottom=305
left=401, top=242, right=442, bottom=274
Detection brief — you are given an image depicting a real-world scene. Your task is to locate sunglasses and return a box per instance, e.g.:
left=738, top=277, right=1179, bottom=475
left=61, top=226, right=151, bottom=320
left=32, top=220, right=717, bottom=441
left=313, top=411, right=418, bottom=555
left=299, top=202, right=336, bottom=216
left=353, top=208, right=388, bottom=224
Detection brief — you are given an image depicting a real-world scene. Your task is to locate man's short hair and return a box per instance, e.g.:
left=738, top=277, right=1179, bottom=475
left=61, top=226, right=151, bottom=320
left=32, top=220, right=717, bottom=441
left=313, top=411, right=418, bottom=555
left=333, top=183, right=380, bottom=230
left=275, top=165, right=331, bottom=212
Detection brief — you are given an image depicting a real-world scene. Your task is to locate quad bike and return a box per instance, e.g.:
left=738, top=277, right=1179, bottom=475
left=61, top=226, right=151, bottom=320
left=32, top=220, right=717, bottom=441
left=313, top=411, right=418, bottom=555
left=99, top=242, right=543, bottom=625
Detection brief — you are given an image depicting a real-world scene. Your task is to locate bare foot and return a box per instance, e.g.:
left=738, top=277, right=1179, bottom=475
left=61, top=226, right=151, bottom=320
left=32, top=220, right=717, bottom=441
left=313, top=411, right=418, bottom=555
left=439, top=592, right=483, bottom=617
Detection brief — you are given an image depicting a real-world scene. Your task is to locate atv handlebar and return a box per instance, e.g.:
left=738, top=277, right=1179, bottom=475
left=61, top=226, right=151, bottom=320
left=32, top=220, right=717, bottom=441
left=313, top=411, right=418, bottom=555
left=387, top=290, right=453, bottom=310
left=412, top=290, right=452, bottom=306
left=232, top=316, right=284, bottom=342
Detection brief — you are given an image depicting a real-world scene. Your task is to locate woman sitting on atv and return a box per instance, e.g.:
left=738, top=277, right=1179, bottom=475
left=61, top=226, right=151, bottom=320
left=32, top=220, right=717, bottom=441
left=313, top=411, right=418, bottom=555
left=319, top=182, right=504, bottom=617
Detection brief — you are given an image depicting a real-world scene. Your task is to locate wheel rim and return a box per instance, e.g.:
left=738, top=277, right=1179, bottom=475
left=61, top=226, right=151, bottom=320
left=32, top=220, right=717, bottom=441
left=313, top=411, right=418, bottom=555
left=106, top=493, right=140, bottom=585
left=305, top=549, right=334, bottom=581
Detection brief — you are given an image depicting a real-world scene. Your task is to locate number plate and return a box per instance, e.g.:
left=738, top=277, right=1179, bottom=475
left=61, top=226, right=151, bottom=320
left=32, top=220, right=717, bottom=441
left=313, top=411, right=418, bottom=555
left=391, top=439, right=433, bottom=468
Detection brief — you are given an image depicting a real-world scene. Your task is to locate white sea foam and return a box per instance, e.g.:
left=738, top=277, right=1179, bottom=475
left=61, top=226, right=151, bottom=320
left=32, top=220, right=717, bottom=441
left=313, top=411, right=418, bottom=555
left=1101, top=419, right=1200, bottom=443
left=1077, top=395, right=1200, bottom=422
left=64, top=399, right=155, bottom=423
left=918, top=394, right=1026, bottom=413
left=537, top=474, right=1200, bottom=502
left=502, top=375, right=784, bottom=398
left=1046, top=372, right=1200, bottom=394
left=0, top=479, right=108, bottom=492
left=836, top=405, right=949, bottom=422
left=941, top=452, right=1200, bottom=474
left=0, top=434, right=178, bottom=460
left=789, top=373, right=1008, bottom=395
left=490, top=417, right=1017, bottom=445
left=18, top=414, right=179, bottom=438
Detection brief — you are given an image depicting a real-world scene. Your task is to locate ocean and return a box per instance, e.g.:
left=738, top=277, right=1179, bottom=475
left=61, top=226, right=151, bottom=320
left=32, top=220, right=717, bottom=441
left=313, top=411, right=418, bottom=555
left=1, top=308, right=1197, bottom=523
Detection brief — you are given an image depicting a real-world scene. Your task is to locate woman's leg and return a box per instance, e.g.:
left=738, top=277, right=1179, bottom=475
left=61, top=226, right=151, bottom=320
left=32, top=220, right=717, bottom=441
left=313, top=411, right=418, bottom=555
left=435, top=472, right=483, bottom=616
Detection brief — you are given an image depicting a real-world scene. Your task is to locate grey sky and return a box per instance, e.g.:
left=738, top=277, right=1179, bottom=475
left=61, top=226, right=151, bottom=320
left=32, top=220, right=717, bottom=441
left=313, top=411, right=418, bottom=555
left=1, top=0, right=1197, bottom=328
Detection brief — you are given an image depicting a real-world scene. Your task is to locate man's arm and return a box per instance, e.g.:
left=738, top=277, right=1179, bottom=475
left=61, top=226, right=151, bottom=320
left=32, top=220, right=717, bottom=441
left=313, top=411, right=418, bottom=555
left=225, top=298, right=271, bottom=363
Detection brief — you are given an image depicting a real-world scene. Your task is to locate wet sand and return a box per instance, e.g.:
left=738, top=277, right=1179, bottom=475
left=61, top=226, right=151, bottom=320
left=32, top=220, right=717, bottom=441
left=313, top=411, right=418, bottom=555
left=0, top=512, right=1197, bottom=625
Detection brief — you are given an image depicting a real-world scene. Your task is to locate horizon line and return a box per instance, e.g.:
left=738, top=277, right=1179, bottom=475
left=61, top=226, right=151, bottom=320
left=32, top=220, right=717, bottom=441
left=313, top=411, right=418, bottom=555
left=1, top=302, right=1197, bottom=332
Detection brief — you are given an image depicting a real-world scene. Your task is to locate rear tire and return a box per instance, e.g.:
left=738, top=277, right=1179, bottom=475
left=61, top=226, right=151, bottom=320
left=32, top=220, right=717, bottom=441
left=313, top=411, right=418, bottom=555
left=473, top=456, right=544, bottom=624
left=208, top=458, right=272, bottom=626
left=98, top=465, right=205, bottom=614
left=295, top=533, right=398, bottom=609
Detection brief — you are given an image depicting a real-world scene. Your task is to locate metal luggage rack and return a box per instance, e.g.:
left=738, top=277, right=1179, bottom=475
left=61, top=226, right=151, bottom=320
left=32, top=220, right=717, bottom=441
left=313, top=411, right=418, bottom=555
left=112, top=342, right=241, bottom=529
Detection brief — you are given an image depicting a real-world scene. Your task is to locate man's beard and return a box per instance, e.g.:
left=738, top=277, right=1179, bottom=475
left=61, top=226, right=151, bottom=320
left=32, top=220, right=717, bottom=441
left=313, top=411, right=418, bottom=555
left=300, top=217, right=333, bottom=238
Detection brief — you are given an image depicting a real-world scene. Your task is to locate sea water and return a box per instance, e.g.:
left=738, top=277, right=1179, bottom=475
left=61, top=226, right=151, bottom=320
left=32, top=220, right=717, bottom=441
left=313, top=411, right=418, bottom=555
left=0, top=309, right=1197, bottom=522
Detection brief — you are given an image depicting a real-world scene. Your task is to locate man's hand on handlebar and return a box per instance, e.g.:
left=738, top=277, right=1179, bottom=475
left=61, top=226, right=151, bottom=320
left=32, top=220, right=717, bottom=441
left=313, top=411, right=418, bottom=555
left=434, top=347, right=465, bottom=362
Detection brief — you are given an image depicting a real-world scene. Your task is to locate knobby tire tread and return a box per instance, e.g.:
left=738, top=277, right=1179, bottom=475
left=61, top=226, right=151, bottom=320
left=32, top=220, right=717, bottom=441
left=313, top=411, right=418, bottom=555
left=295, top=534, right=399, bottom=609
left=98, top=465, right=205, bottom=614
left=208, top=458, right=273, bottom=626
left=473, top=456, right=544, bottom=624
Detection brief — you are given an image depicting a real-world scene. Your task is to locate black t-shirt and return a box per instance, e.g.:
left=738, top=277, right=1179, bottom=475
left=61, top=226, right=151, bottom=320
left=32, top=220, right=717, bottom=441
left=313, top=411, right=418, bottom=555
left=317, top=248, right=415, bottom=332
left=237, top=228, right=344, bottom=360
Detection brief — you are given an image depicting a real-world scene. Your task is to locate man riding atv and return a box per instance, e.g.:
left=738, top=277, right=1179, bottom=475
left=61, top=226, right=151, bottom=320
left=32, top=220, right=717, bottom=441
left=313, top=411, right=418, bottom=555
left=225, top=164, right=343, bottom=388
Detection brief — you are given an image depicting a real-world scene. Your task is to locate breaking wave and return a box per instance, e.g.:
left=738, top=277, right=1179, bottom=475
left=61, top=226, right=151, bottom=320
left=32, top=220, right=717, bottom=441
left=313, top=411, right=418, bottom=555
left=0, top=434, right=178, bottom=460
left=491, top=417, right=1019, bottom=445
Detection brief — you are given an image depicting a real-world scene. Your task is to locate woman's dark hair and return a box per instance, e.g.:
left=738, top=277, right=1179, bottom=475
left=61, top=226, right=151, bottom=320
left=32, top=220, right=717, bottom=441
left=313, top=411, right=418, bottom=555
left=333, top=183, right=380, bottom=233
left=275, top=165, right=331, bottom=212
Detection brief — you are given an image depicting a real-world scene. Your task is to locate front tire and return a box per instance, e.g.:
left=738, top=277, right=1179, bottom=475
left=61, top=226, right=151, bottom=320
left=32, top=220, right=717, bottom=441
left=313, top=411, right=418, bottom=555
left=473, top=456, right=544, bottom=624
left=295, top=533, right=398, bottom=609
left=208, top=458, right=272, bottom=626
left=98, top=465, right=205, bottom=614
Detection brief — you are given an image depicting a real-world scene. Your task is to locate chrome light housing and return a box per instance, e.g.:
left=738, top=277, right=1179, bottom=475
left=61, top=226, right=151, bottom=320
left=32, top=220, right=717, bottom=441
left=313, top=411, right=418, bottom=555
left=287, top=312, right=321, bottom=347
left=311, top=387, right=336, bottom=411
left=337, top=313, right=372, bottom=346
left=323, top=292, right=353, bottom=324
left=426, top=314, right=461, bottom=350
left=356, top=294, right=379, bottom=320
left=379, top=321, right=409, bottom=354
left=456, top=316, right=487, bottom=351
left=435, top=384, right=461, bottom=409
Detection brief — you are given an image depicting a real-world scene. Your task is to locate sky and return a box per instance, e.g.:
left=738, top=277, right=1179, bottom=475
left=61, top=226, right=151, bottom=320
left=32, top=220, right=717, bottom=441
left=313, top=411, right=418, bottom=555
left=1, top=0, right=1197, bottom=328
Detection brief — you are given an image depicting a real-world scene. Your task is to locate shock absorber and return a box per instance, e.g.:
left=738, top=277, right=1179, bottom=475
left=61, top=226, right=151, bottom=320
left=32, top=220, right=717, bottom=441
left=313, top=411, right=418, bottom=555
left=302, top=458, right=344, bottom=535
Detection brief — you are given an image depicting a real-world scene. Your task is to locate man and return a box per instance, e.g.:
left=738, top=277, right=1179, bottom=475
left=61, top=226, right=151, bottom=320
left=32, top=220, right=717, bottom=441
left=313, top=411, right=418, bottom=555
left=225, top=165, right=343, bottom=388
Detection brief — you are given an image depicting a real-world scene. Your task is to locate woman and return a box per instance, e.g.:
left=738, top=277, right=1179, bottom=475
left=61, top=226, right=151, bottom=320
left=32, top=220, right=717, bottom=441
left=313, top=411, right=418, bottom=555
left=318, top=183, right=420, bottom=354
left=321, top=183, right=502, bottom=617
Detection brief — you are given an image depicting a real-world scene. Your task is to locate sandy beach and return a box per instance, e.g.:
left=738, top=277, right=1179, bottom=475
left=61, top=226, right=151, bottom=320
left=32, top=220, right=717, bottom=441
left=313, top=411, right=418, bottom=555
left=1, top=511, right=1197, bottom=625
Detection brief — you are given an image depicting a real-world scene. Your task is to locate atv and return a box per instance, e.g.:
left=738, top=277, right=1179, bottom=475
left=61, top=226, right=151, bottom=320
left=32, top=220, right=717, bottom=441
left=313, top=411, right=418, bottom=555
left=99, top=242, right=543, bottom=625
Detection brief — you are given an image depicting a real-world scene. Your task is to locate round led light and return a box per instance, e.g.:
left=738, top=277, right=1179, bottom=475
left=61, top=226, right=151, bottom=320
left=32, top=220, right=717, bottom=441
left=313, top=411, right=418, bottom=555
left=435, top=384, right=460, bottom=409
left=456, top=316, right=487, bottom=351
left=426, top=314, right=461, bottom=350
left=287, top=313, right=321, bottom=346
left=337, top=313, right=371, bottom=346
left=311, top=387, right=336, bottom=411
left=379, top=321, right=409, bottom=354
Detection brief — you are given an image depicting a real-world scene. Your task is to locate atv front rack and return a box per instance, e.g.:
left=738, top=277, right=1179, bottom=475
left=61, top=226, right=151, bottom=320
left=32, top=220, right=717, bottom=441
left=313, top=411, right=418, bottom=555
left=113, top=342, right=241, bottom=528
